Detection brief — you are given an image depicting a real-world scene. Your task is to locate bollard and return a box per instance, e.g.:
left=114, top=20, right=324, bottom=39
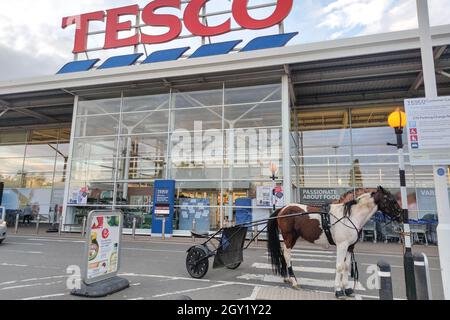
left=81, top=217, right=87, bottom=238
left=58, top=215, right=62, bottom=236
left=414, top=253, right=433, bottom=300
left=192, top=218, right=197, bottom=243
left=162, top=218, right=166, bottom=241
left=15, top=213, right=20, bottom=234
left=35, top=215, right=40, bottom=234
left=378, top=260, right=394, bottom=300
left=132, top=217, right=137, bottom=240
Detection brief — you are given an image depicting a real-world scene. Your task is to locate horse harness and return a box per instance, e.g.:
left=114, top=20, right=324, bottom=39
left=319, top=202, right=361, bottom=287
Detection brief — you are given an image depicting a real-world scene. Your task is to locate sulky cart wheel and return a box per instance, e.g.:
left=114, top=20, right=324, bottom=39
left=186, top=246, right=209, bottom=279
left=226, top=262, right=241, bottom=270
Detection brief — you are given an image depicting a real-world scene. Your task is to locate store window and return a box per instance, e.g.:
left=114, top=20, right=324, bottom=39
left=0, top=128, right=70, bottom=224
left=296, top=105, right=444, bottom=220
left=66, top=81, right=285, bottom=232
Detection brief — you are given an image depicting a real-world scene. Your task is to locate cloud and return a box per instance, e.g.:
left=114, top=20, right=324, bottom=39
left=0, top=0, right=450, bottom=81
left=0, top=43, right=66, bottom=81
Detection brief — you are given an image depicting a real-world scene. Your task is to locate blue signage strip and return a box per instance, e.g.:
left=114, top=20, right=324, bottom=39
left=97, top=53, right=143, bottom=70
left=142, top=47, right=190, bottom=64
left=189, top=40, right=242, bottom=59
left=57, top=59, right=99, bottom=74
left=152, top=180, right=176, bottom=235
left=241, top=32, right=299, bottom=52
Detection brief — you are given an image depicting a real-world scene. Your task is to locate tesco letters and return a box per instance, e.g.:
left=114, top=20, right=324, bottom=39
left=62, top=0, right=293, bottom=53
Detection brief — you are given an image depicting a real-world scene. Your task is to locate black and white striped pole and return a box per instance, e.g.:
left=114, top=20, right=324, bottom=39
left=388, top=109, right=417, bottom=300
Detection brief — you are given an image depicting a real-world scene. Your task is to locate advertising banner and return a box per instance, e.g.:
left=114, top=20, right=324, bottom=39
left=273, top=186, right=285, bottom=208
left=415, top=188, right=450, bottom=220
left=256, top=186, right=272, bottom=207
left=68, top=186, right=89, bottom=205
left=178, top=198, right=210, bottom=232
left=299, top=188, right=346, bottom=206
left=2, top=188, right=52, bottom=221
left=405, top=97, right=450, bottom=165
left=84, top=211, right=123, bottom=284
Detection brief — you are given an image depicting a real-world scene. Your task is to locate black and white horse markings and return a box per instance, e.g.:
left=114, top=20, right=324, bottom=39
left=267, top=186, right=402, bottom=299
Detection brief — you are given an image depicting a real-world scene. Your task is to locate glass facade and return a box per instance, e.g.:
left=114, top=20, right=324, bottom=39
left=2, top=84, right=447, bottom=234
left=293, top=106, right=450, bottom=220
left=0, top=128, right=70, bottom=223
left=65, top=82, right=285, bottom=233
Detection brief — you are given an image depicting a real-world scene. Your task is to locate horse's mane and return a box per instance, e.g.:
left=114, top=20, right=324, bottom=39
left=342, top=193, right=373, bottom=217
left=343, top=200, right=357, bottom=217
left=334, top=188, right=376, bottom=204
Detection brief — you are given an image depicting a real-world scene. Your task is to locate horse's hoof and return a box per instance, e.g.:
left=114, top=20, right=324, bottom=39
left=284, top=278, right=291, bottom=284
left=335, top=290, right=346, bottom=299
left=345, top=288, right=355, bottom=297
left=292, top=284, right=301, bottom=290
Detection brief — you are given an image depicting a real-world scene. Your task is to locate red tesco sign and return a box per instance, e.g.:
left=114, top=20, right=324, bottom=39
left=62, top=0, right=293, bottom=54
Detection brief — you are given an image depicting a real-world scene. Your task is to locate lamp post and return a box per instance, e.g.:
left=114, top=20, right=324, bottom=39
left=270, top=163, right=278, bottom=212
left=387, top=108, right=417, bottom=300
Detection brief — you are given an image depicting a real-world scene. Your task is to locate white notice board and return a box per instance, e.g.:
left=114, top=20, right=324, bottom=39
left=405, top=97, right=450, bottom=166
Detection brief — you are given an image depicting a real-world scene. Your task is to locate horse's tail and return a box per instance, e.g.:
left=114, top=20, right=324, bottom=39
left=267, top=208, right=287, bottom=277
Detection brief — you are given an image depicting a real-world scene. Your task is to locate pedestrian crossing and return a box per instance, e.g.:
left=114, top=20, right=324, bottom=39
left=236, top=247, right=371, bottom=298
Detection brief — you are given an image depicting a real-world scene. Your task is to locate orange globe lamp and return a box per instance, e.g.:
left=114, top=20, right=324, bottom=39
left=388, top=108, right=407, bottom=131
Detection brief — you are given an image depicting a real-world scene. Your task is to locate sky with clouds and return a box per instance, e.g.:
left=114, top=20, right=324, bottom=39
left=0, top=0, right=449, bottom=81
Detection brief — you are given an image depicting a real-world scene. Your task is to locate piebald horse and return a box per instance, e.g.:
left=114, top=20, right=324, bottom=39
left=267, top=186, right=402, bottom=299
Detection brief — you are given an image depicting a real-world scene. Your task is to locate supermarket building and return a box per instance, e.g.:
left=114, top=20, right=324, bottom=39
left=0, top=2, right=450, bottom=236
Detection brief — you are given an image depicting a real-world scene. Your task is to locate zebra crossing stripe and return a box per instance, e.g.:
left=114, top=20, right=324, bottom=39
left=237, top=273, right=366, bottom=291
left=260, top=256, right=335, bottom=263
left=252, top=263, right=336, bottom=274
left=291, top=249, right=336, bottom=255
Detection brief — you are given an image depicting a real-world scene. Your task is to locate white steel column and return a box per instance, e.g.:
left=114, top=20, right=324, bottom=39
left=282, top=75, right=292, bottom=204
left=61, top=95, right=79, bottom=232
left=417, top=0, right=450, bottom=299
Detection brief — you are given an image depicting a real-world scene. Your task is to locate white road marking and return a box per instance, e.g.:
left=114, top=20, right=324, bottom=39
left=252, top=262, right=336, bottom=274
left=360, top=262, right=441, bottom=272
left=0, top=275, right=66, bottom=287
left=2, top=249, right=42, bottom=254
left=237, top=273, right=366, bottom=291
left=239, top=286, right=261, bottom=300
left=26, top=238, right=84, bottom=243
left=291, top=258, right=335, bottom=263
left=119, top=273, right=212, bottom=283
left=22, top=293, right=66, bottom=300
left=0, top=263, right=28, bottom=267
left=122, top=247, right=186, bottom=253
left=0, top=262, right=61, bottom=270
left=291, top=249, right=336, bottom=255
left=128, top=297, right=145, bottom=300
left=8, top=242, right=44, bottom=246
left=290, top=253, right=336, bottom=259
left=153, top=283, right=232, bottom=298
left=261, top=255, right=335, bottom=263
left=1, top=281, right=63, bottom=291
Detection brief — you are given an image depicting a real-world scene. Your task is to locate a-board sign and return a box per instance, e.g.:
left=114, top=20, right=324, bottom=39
left=84, top=210, right=123, bottom=285
left=405, top=97, right=450, bottom=166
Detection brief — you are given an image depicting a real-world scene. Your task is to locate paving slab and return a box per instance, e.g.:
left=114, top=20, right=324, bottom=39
left=255, top=287, right=347, bottom=300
